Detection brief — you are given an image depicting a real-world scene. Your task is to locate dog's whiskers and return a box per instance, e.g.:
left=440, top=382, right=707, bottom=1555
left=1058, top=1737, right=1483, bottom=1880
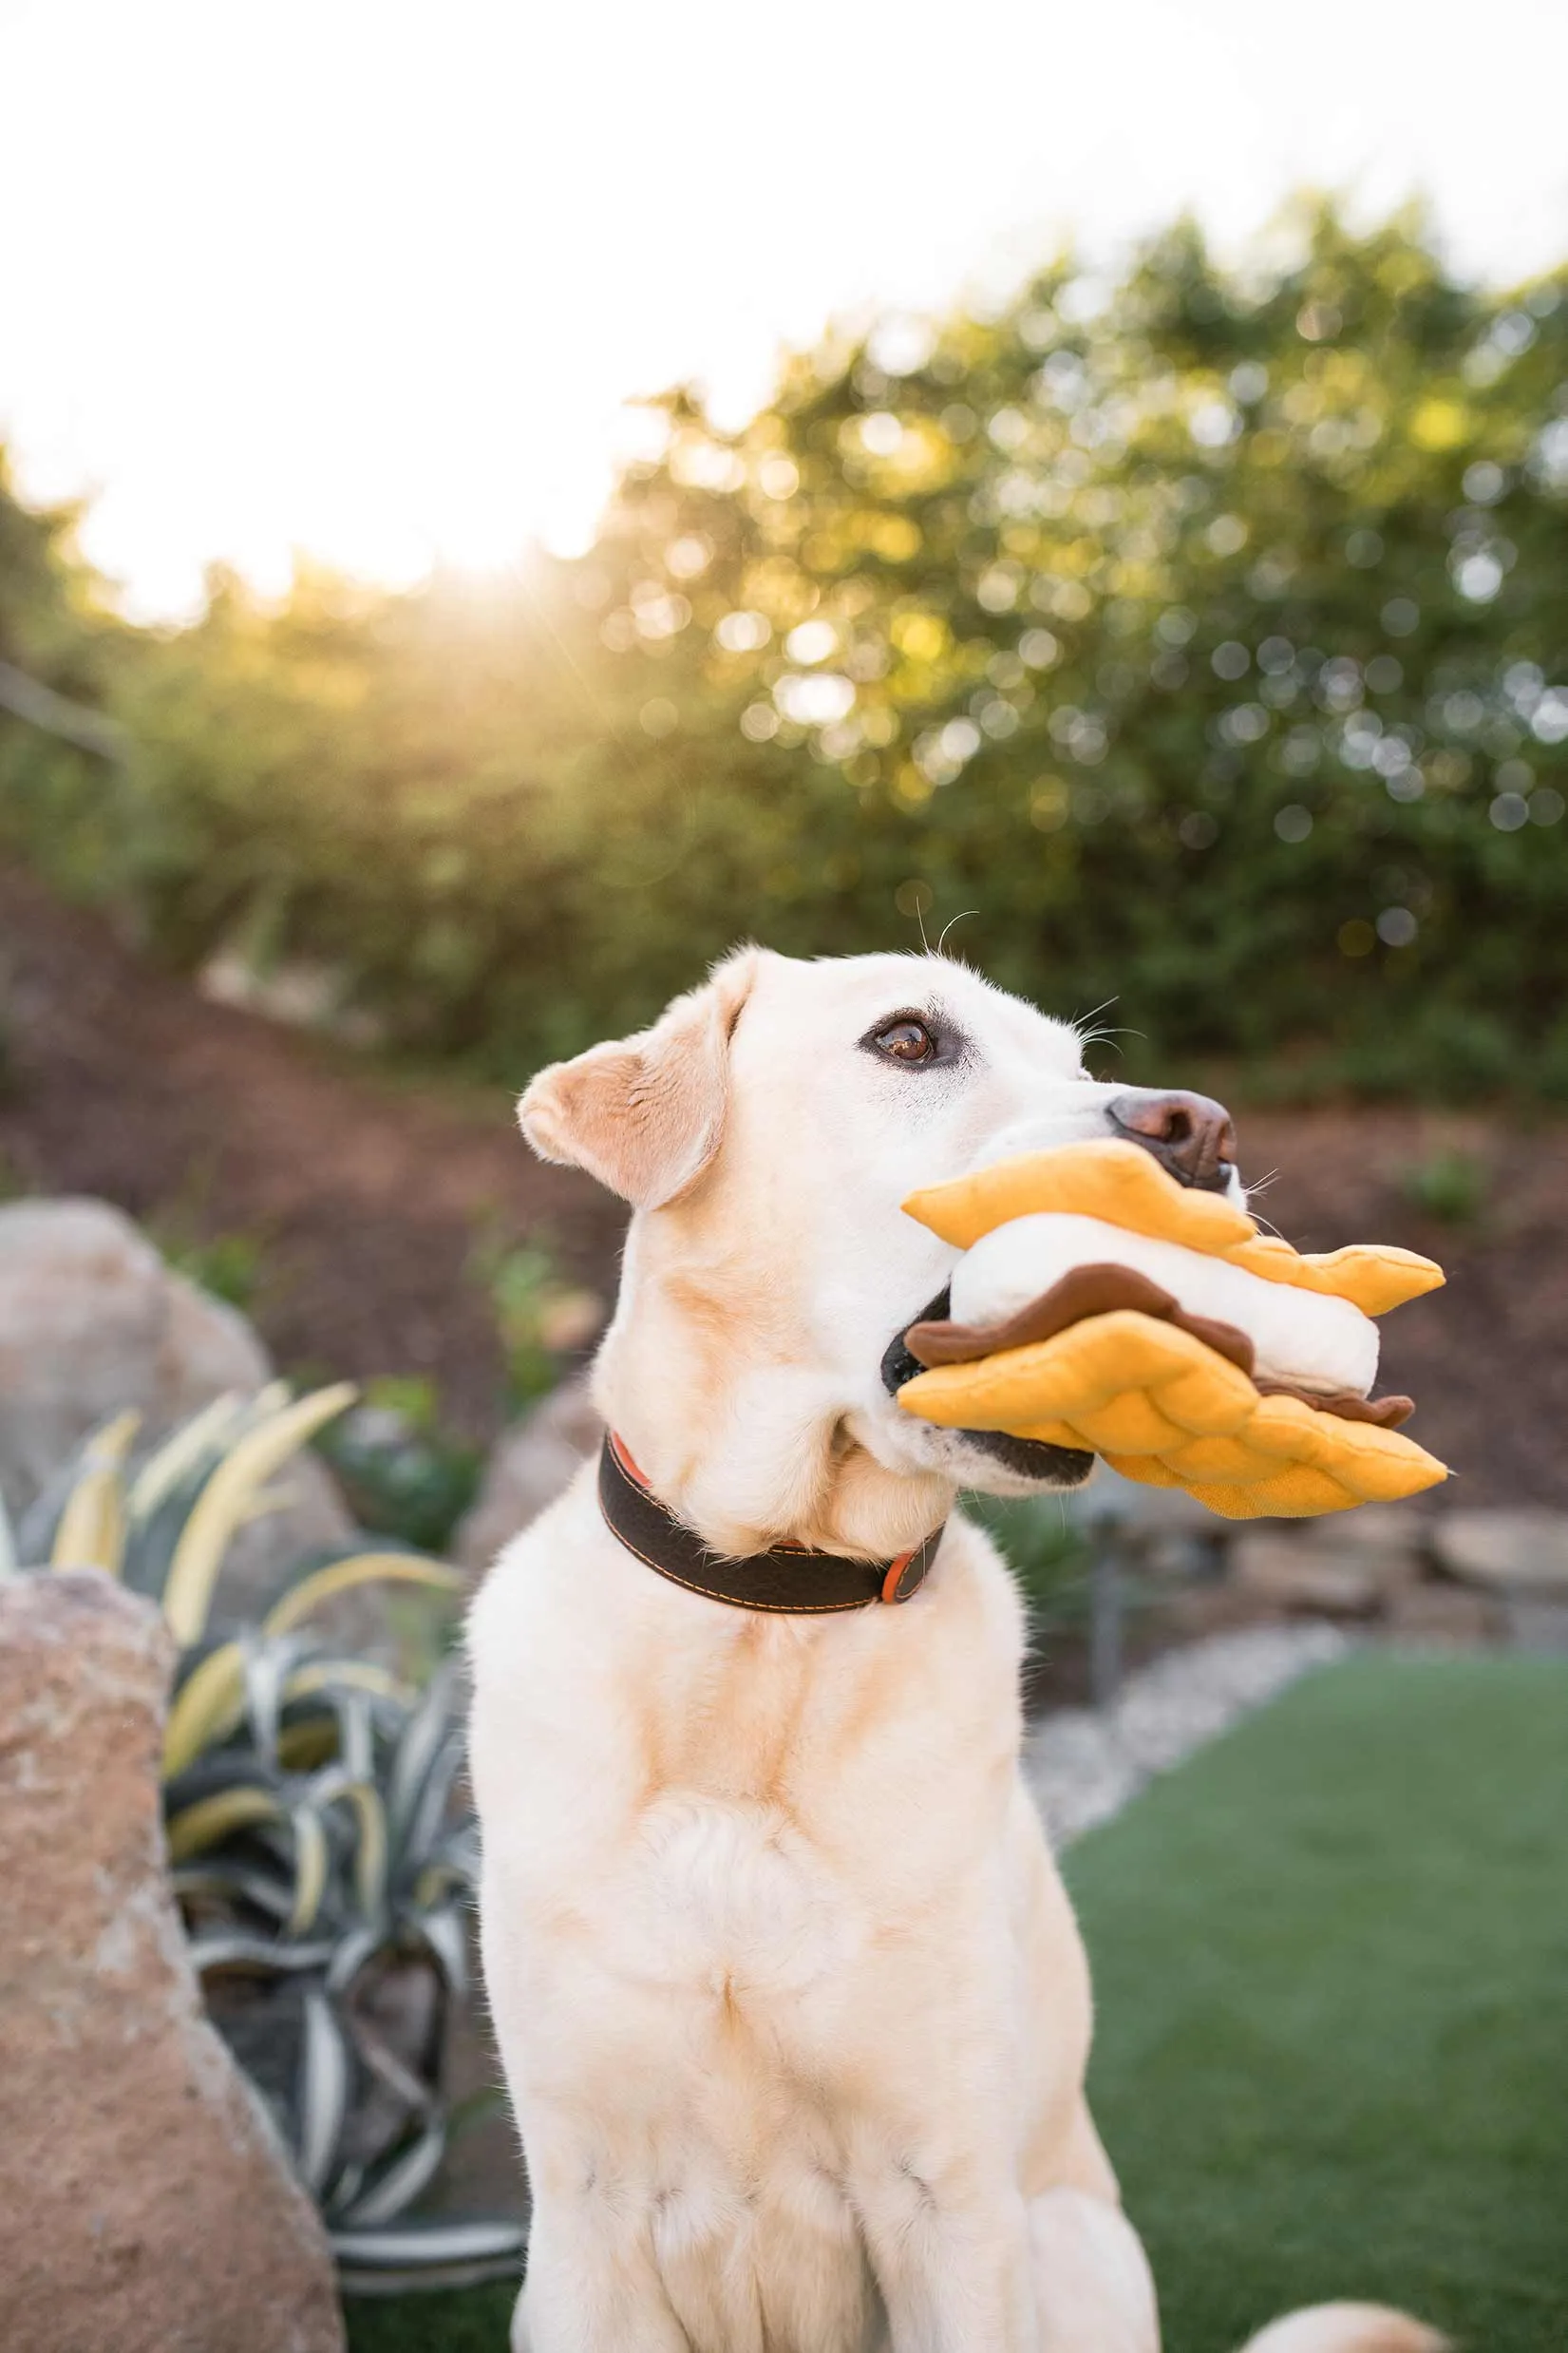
left=1076, top=1022, right=1146, bottom=1068
left=1072, top=996, right=1120, bottom=1035
left=935, top=909, right=980, bottom=958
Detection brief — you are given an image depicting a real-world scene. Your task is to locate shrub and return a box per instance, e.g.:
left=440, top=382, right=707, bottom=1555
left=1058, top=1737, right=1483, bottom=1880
left=1398, top=1145, right=1489, bottom=1224
left=1, top=1389, right=524, bottom=2295
left=317, top=1378, right=482, bottom=1556
left=3, top=203, right=1566, bottom=1097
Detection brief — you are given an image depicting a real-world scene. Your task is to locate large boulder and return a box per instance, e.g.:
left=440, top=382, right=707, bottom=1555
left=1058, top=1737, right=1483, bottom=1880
left=0, top=1199, right=352, bottom=1613
left=454, top=1373, right=602, bottom=1572
left=0, top=1198, right=171, bottom=1507
left=0, top=1570, right=344, bottom=2353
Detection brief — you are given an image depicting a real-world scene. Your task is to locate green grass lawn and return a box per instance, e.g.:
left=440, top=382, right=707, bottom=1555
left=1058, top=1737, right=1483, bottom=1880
left=1067, top=1652, right=1568, bottom=2353
left=348, top=1652, right=1568, bottom=2352
left=347, top=2280, right=515, bottom=2353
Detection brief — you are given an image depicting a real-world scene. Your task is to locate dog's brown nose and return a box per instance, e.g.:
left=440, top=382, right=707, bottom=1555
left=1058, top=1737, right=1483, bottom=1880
left=1106, top=1090, right=1237, bottom=1193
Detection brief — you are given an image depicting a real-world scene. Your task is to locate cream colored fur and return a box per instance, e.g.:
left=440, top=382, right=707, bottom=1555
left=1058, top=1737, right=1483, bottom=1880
left=468, top=947, right=1444, bottom=2353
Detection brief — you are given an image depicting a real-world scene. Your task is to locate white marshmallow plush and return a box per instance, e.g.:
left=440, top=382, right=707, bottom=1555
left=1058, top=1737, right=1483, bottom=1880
left=951, top=1211, right=1381, bottom=1400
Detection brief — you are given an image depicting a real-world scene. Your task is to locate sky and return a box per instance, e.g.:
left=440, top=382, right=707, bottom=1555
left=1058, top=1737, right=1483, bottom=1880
left=3, top=0, right=1567, bottom=620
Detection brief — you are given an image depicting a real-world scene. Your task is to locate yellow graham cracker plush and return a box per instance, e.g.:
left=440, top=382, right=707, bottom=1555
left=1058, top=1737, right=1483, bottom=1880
left=895, top=1139, right=1449, bottom=1520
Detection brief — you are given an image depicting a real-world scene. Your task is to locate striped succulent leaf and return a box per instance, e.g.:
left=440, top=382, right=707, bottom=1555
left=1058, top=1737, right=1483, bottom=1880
left=11, top=1381, right=520, bottom=2287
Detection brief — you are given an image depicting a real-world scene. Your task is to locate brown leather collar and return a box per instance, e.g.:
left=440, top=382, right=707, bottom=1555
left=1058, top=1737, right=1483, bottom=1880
left=598, top=1434, right=945, bottom=1613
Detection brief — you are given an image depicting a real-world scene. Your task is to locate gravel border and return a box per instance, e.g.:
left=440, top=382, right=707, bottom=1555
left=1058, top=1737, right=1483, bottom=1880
left=1024, top=1622, right=1351, bottom=1848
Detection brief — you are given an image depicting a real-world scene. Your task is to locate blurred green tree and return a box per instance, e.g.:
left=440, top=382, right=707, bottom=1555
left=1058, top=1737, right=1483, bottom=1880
left=0, top=451, right=134, bottom=896
left=3, top=201, right=1565, bottom=1097
left=579, top=201, right=1568, bottom=1095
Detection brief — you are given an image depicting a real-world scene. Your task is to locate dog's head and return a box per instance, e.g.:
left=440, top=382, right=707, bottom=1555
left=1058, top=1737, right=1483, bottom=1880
left=520, top=947, right=1237, bottom=1556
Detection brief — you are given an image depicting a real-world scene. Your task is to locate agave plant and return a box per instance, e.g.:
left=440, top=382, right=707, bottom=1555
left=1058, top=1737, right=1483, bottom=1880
left=2, top=1385, right=526, bottom=2296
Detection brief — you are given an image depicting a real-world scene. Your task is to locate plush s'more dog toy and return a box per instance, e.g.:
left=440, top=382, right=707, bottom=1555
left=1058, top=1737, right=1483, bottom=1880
left=895, top=1139, right=1449, bottom=1519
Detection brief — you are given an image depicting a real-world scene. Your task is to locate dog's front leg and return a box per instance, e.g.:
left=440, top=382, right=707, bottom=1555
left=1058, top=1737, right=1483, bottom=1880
left=510, top=2185, right=691, bottom=2353
left=855, top=2157, right=1039, bottom=2353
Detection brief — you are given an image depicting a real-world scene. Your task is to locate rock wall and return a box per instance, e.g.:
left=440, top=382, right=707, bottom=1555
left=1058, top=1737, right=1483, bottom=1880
left=0, top=1571, right=344, bottom=2353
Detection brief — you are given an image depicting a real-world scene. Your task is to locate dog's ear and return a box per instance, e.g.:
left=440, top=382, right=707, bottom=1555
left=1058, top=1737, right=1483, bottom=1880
left=519, top=948, right=762, bottom=1209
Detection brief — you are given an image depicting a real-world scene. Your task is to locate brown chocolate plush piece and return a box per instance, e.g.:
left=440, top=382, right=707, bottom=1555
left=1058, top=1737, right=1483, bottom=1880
left=1252, top=1379, right=1413, bottom=1428
left=906, top=1262, right=1258, bottom=1373
left=904, top=1262, right=1414, bottom=1429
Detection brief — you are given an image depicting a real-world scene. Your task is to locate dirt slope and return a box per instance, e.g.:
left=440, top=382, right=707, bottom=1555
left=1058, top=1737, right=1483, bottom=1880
left=0, top=863, right=622, bottom=1438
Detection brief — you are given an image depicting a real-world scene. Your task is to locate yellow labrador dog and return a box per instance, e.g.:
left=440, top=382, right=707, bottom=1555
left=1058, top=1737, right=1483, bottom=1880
left=469, top=947, right=1440, bottom=2353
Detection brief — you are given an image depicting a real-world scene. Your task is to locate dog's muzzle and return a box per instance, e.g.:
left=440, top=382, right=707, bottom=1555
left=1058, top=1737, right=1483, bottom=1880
left=881, top=1288, right=1095, bottom=1486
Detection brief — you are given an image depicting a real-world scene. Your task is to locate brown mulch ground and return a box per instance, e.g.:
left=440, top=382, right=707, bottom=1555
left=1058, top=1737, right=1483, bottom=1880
left=2, top=859, right=1563, bottom=1500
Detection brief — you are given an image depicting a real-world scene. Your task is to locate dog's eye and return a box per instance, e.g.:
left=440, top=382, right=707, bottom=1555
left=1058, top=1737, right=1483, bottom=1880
left=872, top=1017, right=937, bottom=1064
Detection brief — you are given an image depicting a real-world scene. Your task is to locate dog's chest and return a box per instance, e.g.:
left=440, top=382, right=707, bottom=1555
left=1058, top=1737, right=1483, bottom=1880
left=587, top=1634, right=891, bottom=2008
left=615, top=1788, right=858, bottom=2003
left=490, top=1595, right=997, bottom=2025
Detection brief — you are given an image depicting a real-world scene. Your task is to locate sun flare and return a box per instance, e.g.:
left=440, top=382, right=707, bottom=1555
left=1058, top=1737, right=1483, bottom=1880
left=3, top=0, right=1566, bottom=618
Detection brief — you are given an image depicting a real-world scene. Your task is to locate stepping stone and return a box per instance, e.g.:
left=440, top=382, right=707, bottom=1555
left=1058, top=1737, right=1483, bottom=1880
left=1433, top=1509, right=1568, bottom=1595
left=1232, top=1533, right=1399, bottom=1615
